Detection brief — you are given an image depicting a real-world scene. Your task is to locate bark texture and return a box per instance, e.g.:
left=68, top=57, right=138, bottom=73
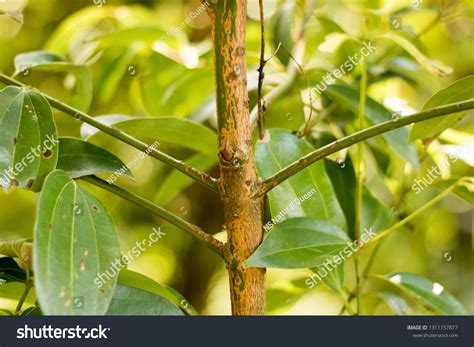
left=208, top=0, right=266, bottom=315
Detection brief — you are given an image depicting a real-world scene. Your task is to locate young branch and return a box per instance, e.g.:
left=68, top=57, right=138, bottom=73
left=80, top=175, right=224, bottom=257
left=0, top=73, right=218, bottom=192
left=261, top=99, right=474, bottom=194
left=257, top=0, right=266, bottom=139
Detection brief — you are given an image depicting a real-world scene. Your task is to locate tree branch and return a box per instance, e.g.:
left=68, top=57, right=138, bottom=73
left=80, top=175, right=224, bottom=256
left=261, top=99, right=474, bottom=194
left=0, top=73, right=218, bottom=192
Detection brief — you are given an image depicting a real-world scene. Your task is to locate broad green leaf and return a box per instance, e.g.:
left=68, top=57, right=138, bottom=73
left=0, top=86, right=58, bottom=192
left=271, top=0, right=295, bottom=65
left=362, top=188, right=393, bottom=234
left=80, top=115, right=132, bottom=139
left=383, top=33, right=453, bottom=77
left=256, top=129, right=346, bottom=232
left=88, top=117, right=217, bottom=157
left=383, top=272, right=468, bottom=315
left=0, top=257, right=26, bottom=284
left=57, top=137, right=133, bottom=179
left=434, top=178, right=474, bottom=206
left=245, top=217, right=350, bottom=269
left=377, top=292, right=411, bottom=315
left=154, top=153, right=216, bottom=205
left=409, top=75, right=474, bottom=142
left=324, top=158, right=356, bottom=239
left=118, top=269, right=197, bottom=315
left=106, top=285, right=184, bottom=316
left=325, top=84, right=418, bottom=166
left=34, top=170, right=121, bottom=315
left=14, top=51, right=93, bottom=112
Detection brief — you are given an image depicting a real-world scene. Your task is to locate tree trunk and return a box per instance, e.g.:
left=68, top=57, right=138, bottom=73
left=208, top=0, right=266, bottom=315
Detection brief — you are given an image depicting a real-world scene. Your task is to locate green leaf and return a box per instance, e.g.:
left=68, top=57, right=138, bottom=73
left=409, top=75, right=474, bottom=142
left=106, top=285, right=184, bottom=316
left=118, top=269, right=197, bottom=315
left=34, top=170, right=121, bottom=315
left=0, top=257, right=27, bottom=284
left=271, top=0, right=295, bottom=65
left=382, top=272, right=468, bottom=315
left=324, top=158, right=356, bottom=239
left=383, top=33, right=453, bottom=77
left=256, top=129, right=346, bottom=232
left=57, top=137, right=133, bottom=179
left=245, top=217, right=350, bottom=269
left=377, top=292, right=411, bottom=315
left=87, top=117, right=218, bottom=157
left=14, top=51, right=93, bottom=112
left=362, top=188, right=393, bottom=233
left=154, top=153, right=216, bottom=205
left=0, top=86, right=58, bottom=192
left=311, top=263, right=345, bottom=295
left=325, top=84, right=418, bottom=167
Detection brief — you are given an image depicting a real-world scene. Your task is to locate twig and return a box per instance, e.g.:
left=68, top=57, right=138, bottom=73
left=80, top=176, right=224, bottom=257
left=260, top=99, right=474, bottom=194
left=257, top=0, right=266, bottom=139
left=0, top=73, right=218, bottom=192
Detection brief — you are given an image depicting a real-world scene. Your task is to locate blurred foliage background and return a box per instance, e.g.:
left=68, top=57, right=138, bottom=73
left=0, top=0, right=472, bottom=315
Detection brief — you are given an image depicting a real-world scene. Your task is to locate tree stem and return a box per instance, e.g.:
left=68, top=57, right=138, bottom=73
left=0, top=73, right=218, bottom=192
left=209, top=0, right=266, bottom=315
left=261, top=99, right=474, bottom=193
left=80, top=176, right=224, bottom=256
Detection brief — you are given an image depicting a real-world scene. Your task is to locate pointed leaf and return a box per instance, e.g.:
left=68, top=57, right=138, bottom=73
left=383, top=272, right=468, bottom=315
left=409, top=75, right=474, bottom=142
left=57, top=137, right=133, bottom=179
left=87, top=117, right=217, bottom=157
left=325, top=84, right=418, bottom=166
left=34, top=170, right=121, bottom=315
left=245, top=217, right=350, bottom=269
left=0, top=86, right=58, bottom=192
left=383, top=33, right=453, bottom=77
left=106, top=285, right=184, bottom=316
left=324, top=158, right=356, bottom=239
left=256, top=129, right=346, bottom=232
left=118, top=269, right=197, bottom=315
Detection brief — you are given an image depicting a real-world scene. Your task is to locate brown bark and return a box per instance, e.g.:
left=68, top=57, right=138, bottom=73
left=208, top=0, right=266, bottom=315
